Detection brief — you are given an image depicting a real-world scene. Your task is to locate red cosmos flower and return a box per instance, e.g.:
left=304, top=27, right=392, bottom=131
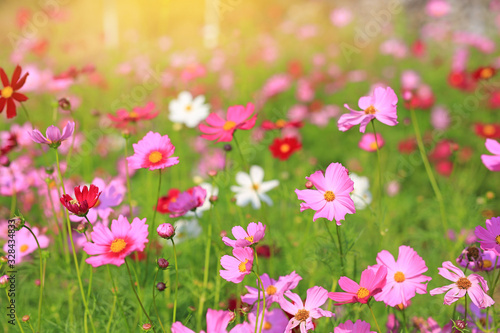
left=261, top=119, right=303, bottom=130
left=156, top=188, right=180, bottom=214
left=475, top=123, right=500, bottom=139
left=429, top=140, right=458, bottom=162
left=447, top=71, right=474, bottom=91
left=0, top=65, right=29, bottom=119
left=472, top=66, right=496, bottom=81
left=411, top=39, right=426, bottom=57
left=269, top=137, right=302, bottom=161
left=489, top=91, right=500, bottom=109
left=108, top=102, right=159, bottom=129
left=398, top=138, right=417, bottom=154
left=60, top=185, right=102, bottom=217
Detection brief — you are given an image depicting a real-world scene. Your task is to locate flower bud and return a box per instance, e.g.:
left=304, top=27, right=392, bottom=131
left=76, top=223, right=88, bottom=233
left=142, top=323, right=152, bottom=331
left=11, top=216, right=25, bottom=231
left=305, top=180, right=313, bottom=189
left=0, top=256, right=7, bottom=263
left=156, top=282, right=166, bottom=292
left=455, top=319, right=466, bottom=329
left=223, top=144, right=232, bottom=152
left=220, top=230, right=227, bottom=238
left=209, top=195, right=218, bottom=203
left=208, top=170, right=217, bottom=177
left=157, top=258, right=169, bottom=270
left=22, top=315, right=30, bottom=322
left=157, top=223, right=175, bottom=239
left=35, top=279, right=41, bottom=286
left=0, top=275, right=9, bottom=287
left=58, top=97, right=71, bottom=111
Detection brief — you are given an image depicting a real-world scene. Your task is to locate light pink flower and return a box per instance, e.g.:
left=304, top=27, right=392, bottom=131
left=359, top=133, right=385, bottom=152
left=374, top=246, right=432, bottom=307
left=429, top=261, right=494, bottom=309
left=127, top=131, right=179, bottom=171
left=338, top=86, right=398, bottom=133
left=481, top=139, right=500, bottom=171
left=2, top=224, right=49, bottom=264
left=295, top=162, right=355, bottom=224
left=222, top=222, right=266, bottom=248
left=220, top=247, right=254, bottom=283
left=171, top=308, right=236, bottom=333
left=261, top=74, right=291, bottom=99
left=330, top=8, right=352, bottom=27
left=334, top=320, right=376, bottom=333
left=328, top=265, right=387, bottom=304
left=430, top=106, right=450, bottom=130
left=425, top=0, right=450, bottom=18
left=28, top=121, right=75, bottom=148
left=199, top=103, right=256, bottom=142
left=279, top=286, right=334, bottom=333
left=248, top=308, right=289, bottom=333
left=168, top=186, right=207, bottom=218
left=241, top=271, right=302, bottom=307
left=475, top=216, right=500, bottom=255
left=83, top=215, right=149, bottom=267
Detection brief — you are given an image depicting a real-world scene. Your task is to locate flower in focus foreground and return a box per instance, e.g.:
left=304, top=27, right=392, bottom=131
left=60, top=184, right=101, bottom=217
left=199, top=102, right=256, bottom=142
left=127, top=131, right=179, bottom=171
left=29, top=121, right=75, bottom=149
left=169, top=91, right=210, bottom=128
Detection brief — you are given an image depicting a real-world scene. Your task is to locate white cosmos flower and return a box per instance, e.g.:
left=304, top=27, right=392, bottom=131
left=231, top=165, right=279, bottom=209
left=168, top=91, right=210, bottom=128
left=349, top=173, right=372, bottom=210
left=185, top=182, right=219, bottom=218
left=169, top=219, right=202, bottom=244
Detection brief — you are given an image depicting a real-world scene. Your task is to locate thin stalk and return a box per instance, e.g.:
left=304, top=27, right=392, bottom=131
left=253, top=251, right=266, bottom=333
left=106, top=265, right=131, bottom=332
left=20, top=103, right=33, bottom=128
left=171, top=238, right=180, bottom=323
left=23, top=225, right=44, bottom=332
left=401, top=307, right=408, bottom=333
left=123, top=136, right=133, bottom=215
left=144, top=169, right=162, bottom=284
left=464, top=292, right=468, bottom=327
left=213, top=247, right=222, bottom=310
left=197, top=222, right=212, bottom=331
left=106, top=292, right=117, bottom=333
left=367, top=302, right=381, bottom=333
left=233, top=134, right=248, bottom=172
left=28, top=321, right=35, bottom=333
left=152, top=269, right=166, bottom=333
left=46, top=180, right=70, bottom=264
left=489, top=256, right=500, bottom=297
left=370, top=120, right=384, bottom=229
left=125, top=259, right=156, bottom=333
left=5, top=289, right=25, bottom=333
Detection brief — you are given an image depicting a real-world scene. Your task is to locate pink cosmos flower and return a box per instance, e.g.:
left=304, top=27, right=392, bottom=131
left=359, top=133, right=385, bottom=152
left=108, top=101, right=159, bottom=129
left=430, top=106, right=450, bottom=130
left=2, top=224, right=49, bottom=264
left=338, top=86, right=398, bottom=133
left=83, top=215, right=149, bottom=267
left=328, top=265, right=387, bottom=304
left=220, top=247, right=254, bottom=283
left=334, top=320, right=376, bottom=333
left=481, top=139, right=500, bottom=171
left=171, top=308, right=238, bottom=333
left=127, top=131, right=179, bottom=171
left=222, top=222, right=266, bottom=248
left=475, top=216, right=500, bottom=255
left=261, top=74, right=291, bottom=99
left=374, top=246, right=432, bottom=307
left=429, top=261, right=494, bottom=308
left=248, top=308, right=289, bottom=333
left=199, top=103, right=256, bottom=142
left=168, top=186, right=207, bottom=218
left=425, top=0, right=450, bottom=18
left=279, top=286, right=334, bottom=333
left=28, top=121, right=75, bottom=148
left=330, top=8, right=352, bottom=27
left=241, top=271, right=302, bottom=307
left=295, top=162, right=355, bottom=224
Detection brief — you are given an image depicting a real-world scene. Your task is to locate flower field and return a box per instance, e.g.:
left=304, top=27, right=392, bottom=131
left=1, top=0, right=500, bottom=332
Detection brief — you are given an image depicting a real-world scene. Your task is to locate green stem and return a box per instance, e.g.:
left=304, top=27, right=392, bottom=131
left=106, top=265, right=131, bottom=332
left=123, top=136, right=133, bottom=215
left=489, top=256, right=500, bottom=297
left=233, top=134, right=248, bottom=172
left=213, top=247, right=222, bottom=310
left=5, top=289, right=25, bottom=333
left=152, top=269, right=166, bottom=333
left=464, top=292, right=468, bottom=326
left=56, top=149, right=96, bottom=333
left=171, top=238, right=179, bottom=323
left=409, top=108, right=448, bottom=234
left=336, top=225, right=345, bottom=276
left=401, top=307, right=408, bottom=333
left=254, top=250, right=266, bottom=333
left=23, top=225, right=44, bottom=332
left=370, top=120, right=384, bottom=230
left=197, top=222, right=212, bottom=331
left=28, top=321, right=35, bottom=333
left=106, top=291, right=117, bottom=333
left=46, top=180, right=70, bottom=264
left=125, top=259, right=156, bottom=332
left=144, top=169, right=162, bottom=284
left=20, top=103, right=33, bottom=128
left=367, top=302, right=381, bottom=333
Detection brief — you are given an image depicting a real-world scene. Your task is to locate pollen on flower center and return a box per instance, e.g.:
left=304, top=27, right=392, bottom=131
left=369, top=141, right=378, bottom=150
left=483, top=260, right=492, bottom=269
left=238, top=259, right=249, bottom=273
left=280, top=144, right=290, bottom=153
left=456, top=277, right=472, bottom=290
left=364, top=105, right=377, bottom=114
left=252, top=183, right=259, bottom=190
left=357, top=287, right=369, bottom=298
left=185, top=104, right=192, bottom=111
left=149, top=151, right=163, bottom=163
left=495, top=234, right=500, bottom=245
left=70, top=199, right=79, bottom=205
left=129, top=111, right=138, bottom=119
left=263, top=322, right=272, bottom=330
left=245, top=236, right=254, bottom=243
left=223, top=120, right=237, bottom=131
left=484, top=125, right=496, bottom=136
left=1, top=86, right=13, bottom=98
left=110, top=238, right=127, bottom=253
left=481, top=68, right=493, bottom=79
left=266, top=285, right=277, bottom=295
left=324, top=191, right=335, bottom=202
left=467, top=246, right=480, bottom=260
left=276, top=119, right=286, bottom=128
left=294, top=309, right=310, bottom=322
left=394, top=271, right=406, bottom=283
left=20, top=244, right=29, bottom=253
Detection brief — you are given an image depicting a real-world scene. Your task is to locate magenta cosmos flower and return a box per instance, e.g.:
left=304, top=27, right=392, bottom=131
left=168, top=186, right=207, bottom=218
left=279, top=286, right=334, bottom=333
left=338, top=86, right=398, bottom=133
left=374, top=246, right=432, bottom=307
left=2, top=224, right=49, bottom=264
left=171, top=308, right=238, bottom=333
left=334, top=320, right=375, bottom=333
left=295, top=162, right=355, bottom=224
left=83, top=215, right=149, bottom=267
left=127, top=131, right=179, bottom=171
left=429, top=261, right=494, bottom=309
left=475, top=216, right=500, bottom=255
left=29, top=121, right=75, bottom=149
left=220, top=247, right=254, bottom=283
left=222, top=222, right=266, bottom=248
left=241, top=271, right=302, bottom=307
left=328, top=265, right=387, bottom=304
left=359, top=133, right=385, bottom=152
left=199, top=102, right=256, bottom=142
left=481, top=139, right=500, bottom=171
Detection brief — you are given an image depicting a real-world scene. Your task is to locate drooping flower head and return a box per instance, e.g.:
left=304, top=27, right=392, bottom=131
left=0, top=65, right=29, bottom=119
left=338, top=86, right=398, bottom=133
left=60, top=184, right=101, bottom=217
left=481, top=139, right=500, bottom=171
left=374, top=246, right=432, bottom=307
left=279, top=286, right=334, bottom=333
left=231, top=165, right=279, bottom=209
left=169, top=91, right=210, bottom=128
left=222, top=222, right=266, bottom=248
left=83, top=215, right=149, bottom=267
left=199, top=102, right=256, bottom=142
left=295, top=162, right=355, bottom=224
left=127, top=131, right=179, bottom=171
left=334, top=320, right=376, bottom=333
left=328, top=265, right=387, bottom=304
left=429, top=261, right=494, bottom=309
left=475, top=216, right=500, bottom=255
left=168, top=186, right=207, bottom=218
left=29, top=121, right=75, bottom=149
left=220, top=247, right=254, bottom=284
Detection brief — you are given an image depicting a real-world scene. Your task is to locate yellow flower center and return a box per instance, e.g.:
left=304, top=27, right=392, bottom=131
left=483, top=260, right=492, bottom=269
left=263, top=322, right=272, bottom=330
left=238, top=259, right=249, bottom=273
left=484, top=124, right=496, bottom=136
left=110, top=238, right=127, bottom=253
left=294, top=309, right=309, bottom=322
left=324, top=191, right=335, bottom=202
left=481, top=68, right=494, bottom=79
left=149, top=151, right=163, bottom=163
left=496, top=235, right=500, bottom=245
left=70, top=199, right=79, bottom=205
left=369, top=141, right=378, bottom=150
left=266, top=285, right=277, bottom=295
left=185, top=104, right=192, bottom=111
left=129, top=111, right=138, bottom=119
left=280, top=144, right=291, bottom=153
left=394, top=271, right=405, bottom=283
left=364, top=105, right=377, bottom=114
left=252, top=183, right=259, bottom=190
left=20, top=244, right=29, bottom=253
left=245, top=236, right=254, bottom=243
left=357, top=287, right=369, bottom=299
left=456, top=277, right=471, bottom=290
left=1, top=86, right=13, bottom=99
left=275, top=119, right=286, bottom=128
left=223, top=121, right=236, bottom=131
